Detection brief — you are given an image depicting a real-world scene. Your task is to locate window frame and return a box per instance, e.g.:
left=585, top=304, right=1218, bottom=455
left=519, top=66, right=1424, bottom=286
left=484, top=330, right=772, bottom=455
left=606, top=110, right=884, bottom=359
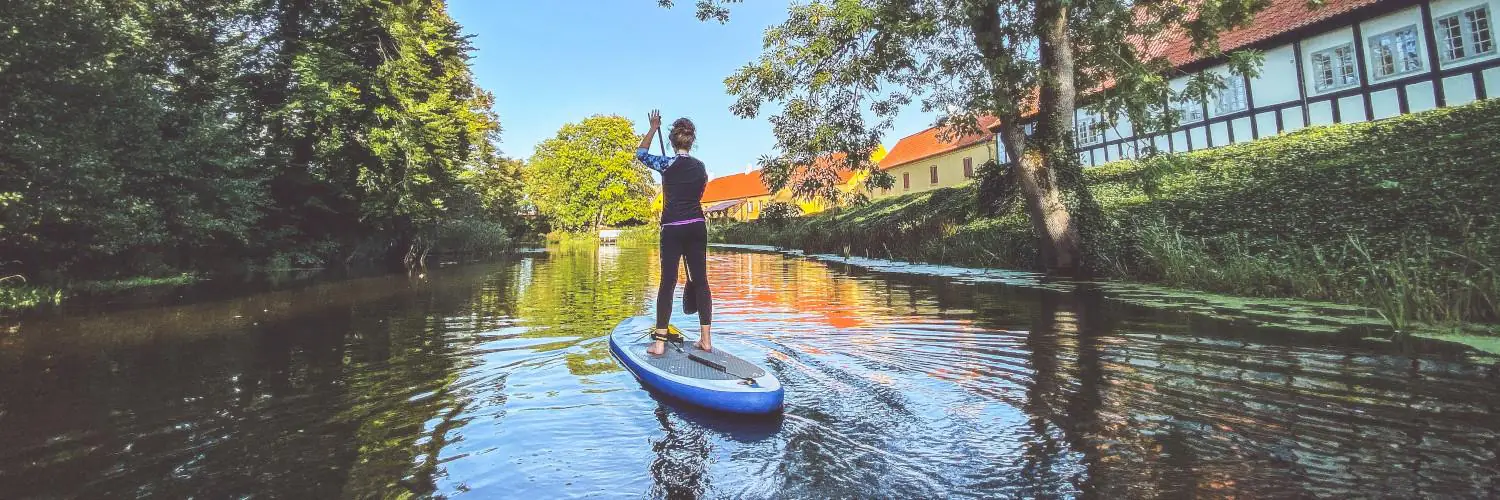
left=929, top=165, right=939, bottom=184
left=1212, top=75, right=1249, bottom=116
left=1175, top=97, right=1205, bottom=124
left=1367, top=25, right=1424, bottom=80
left=1075, top=115, right=1106, bottom=145
left=1310, top=43, right=1361, bottom=93
left=1437, top=6, right=1497, bottom=64
left=902, top=172, right=910, bottom=190
left=963, top=157, right=974, bottom=178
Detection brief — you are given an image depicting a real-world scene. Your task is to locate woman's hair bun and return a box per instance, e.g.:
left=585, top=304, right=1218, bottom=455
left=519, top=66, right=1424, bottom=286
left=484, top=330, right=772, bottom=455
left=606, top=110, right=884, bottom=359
left=670, top=118, right=696, bottom=150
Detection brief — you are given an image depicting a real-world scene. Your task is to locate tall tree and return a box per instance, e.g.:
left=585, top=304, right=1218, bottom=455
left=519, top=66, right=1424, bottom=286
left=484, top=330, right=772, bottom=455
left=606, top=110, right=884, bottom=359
left=666, top=0, right=1272, bottom=274
left=524, top=116, right=654, bottom=232
left=1, top=0, right=519, bottom=283
left=0, top=0, right=265, bottom=278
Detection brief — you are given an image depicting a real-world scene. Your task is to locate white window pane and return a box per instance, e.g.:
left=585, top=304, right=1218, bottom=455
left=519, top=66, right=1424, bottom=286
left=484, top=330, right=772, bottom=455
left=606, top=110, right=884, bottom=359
left=1441, top=17, right=1466, bottom=60
left=1470, top=8, right=1494, bottom=54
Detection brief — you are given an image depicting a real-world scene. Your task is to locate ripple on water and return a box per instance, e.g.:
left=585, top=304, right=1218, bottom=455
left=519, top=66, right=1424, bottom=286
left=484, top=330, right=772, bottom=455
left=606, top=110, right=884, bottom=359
left=0, top=246, right=1496, bottom=498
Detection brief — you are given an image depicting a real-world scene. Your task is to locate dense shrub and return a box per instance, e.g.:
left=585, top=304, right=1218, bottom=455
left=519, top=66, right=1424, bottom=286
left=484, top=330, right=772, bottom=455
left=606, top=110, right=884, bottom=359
left=716, top=99, right=1500, bottom=326
left=759, top=202, right=802, bottom=225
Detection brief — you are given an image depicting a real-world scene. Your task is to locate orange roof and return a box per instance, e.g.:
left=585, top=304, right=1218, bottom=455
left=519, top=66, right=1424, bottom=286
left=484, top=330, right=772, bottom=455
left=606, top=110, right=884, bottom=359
left=702, top=169, right=771, bottom=203
left=790, top=152, right=860, bottom=185
left=880, top=116, right=1000, bottom=170
left=704, top=153, right=864, bottom=203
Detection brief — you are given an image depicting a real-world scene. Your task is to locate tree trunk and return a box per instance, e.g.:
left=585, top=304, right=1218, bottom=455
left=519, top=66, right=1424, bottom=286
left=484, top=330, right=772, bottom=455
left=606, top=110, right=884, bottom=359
left=1028, top=0, right=1086, bottom=273
left=967, top=0, right=1085, bottom=274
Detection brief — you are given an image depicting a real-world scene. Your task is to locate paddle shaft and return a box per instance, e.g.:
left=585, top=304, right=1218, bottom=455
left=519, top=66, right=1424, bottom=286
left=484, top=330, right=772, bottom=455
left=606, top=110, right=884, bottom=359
left=657, top=126, right=667, bottom=157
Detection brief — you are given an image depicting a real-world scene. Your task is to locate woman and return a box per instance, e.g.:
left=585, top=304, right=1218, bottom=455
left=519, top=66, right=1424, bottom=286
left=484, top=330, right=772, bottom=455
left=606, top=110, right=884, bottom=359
left=636, top=110, right=712, bottom=355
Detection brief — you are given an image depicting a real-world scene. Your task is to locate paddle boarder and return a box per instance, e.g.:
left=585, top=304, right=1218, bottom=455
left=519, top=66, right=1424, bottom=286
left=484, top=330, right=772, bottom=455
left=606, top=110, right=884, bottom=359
left=636, top=110, right=712, bottom=356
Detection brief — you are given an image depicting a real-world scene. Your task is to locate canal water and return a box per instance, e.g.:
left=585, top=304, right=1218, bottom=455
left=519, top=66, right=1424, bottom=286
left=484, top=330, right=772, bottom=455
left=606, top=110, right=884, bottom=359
left=1, top=243, right=1496, bottom=498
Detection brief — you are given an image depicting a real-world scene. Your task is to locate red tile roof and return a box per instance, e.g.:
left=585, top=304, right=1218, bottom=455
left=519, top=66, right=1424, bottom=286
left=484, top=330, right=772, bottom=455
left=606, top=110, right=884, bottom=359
left=702, top=169, right=770, bottom=203
left=1152, top=0, right=1383, bottom=68
left=984, top=0, right=1386, bottom=131
left=880, top=116, right=1000, bottom=170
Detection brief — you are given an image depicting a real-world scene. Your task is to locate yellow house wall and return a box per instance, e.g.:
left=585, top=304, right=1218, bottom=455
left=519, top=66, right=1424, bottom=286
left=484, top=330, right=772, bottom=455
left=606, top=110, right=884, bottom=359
left=704, top=193, right=777, bottom=222
left=873, top=140, right=995, bottom=199
left=704, top=145, right=890, bottom=220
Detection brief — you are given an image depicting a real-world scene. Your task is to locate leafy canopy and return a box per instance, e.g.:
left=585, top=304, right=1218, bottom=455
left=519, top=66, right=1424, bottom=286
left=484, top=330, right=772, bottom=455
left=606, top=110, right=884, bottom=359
left=676, top=0, right=1273, bottom=198
left=525, top=116, right=655, bottom=232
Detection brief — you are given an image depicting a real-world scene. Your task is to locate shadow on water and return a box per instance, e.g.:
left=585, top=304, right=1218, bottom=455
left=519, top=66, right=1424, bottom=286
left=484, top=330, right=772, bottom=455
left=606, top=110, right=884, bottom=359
left=1, top=241, right=1497, bottom=498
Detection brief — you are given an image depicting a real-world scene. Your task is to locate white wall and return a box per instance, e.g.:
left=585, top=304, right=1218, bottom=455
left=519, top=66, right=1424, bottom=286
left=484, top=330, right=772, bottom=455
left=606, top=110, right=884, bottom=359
left=1360, top=6, right=1430, bottom=83
left=1407, top=81, right=1438, bottom=111
left=1062, top=0, right=1496, bottom=168
left=1251, top=44, right=1302, bottom=106
left=1445, top=73, right=1479, bottom=104
left=1309, top=100, right=1335, bottom=125
left=1169, top=75, right=1205, bottom=124
left=1255, top=111, right=1278, bottom=138
left=1281, top=108, right=1307, bottom=132
left=1231, top=117, right=1254, bottom=142
left=1303, top=27, right=1359, bottom=98
left=1431, top=0, right=1500, bottom=70
left=1339, top=95, right=1368, bottom=122
left=1188, top=126, right=1208, bottom=150
left=1371, top=88, right=1401, bottom=119
left=1206, top=64, right=1248, bottom=118
left=1210, top=121, right=1230, bottom=145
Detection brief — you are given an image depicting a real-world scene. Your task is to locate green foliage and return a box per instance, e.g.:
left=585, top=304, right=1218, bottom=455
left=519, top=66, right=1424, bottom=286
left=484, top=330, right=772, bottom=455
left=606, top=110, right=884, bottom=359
left=716, top=99, right=1500, bottom=326
left=758, top=202, right=802, bottom=225
left=0, top=0, right=524, bottom=289
left=524, top=116, right=654, bottom=232
left=431, top=220, right=512, bottom=256
left=674, top=0, right=1274, bottom=201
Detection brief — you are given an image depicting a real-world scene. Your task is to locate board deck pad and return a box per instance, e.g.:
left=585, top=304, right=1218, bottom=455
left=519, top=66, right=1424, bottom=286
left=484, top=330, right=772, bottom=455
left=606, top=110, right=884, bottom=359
left=634, top=342, right=767, bottom=381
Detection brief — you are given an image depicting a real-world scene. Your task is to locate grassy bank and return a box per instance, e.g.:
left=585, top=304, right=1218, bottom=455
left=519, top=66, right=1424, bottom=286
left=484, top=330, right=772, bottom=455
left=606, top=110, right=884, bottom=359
left=715, top=99, right=1500, bottom=333
left=0, top=274, right=200, bottom=313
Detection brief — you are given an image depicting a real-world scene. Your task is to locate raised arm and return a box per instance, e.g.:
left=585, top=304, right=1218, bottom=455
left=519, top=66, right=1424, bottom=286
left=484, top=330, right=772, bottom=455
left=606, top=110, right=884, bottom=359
left=636, top=110, right=673, bottom=173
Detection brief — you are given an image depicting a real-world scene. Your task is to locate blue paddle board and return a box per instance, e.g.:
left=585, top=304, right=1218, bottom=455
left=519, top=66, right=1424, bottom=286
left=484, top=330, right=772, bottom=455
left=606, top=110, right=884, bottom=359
left=608, top=315, right=784, bottom=415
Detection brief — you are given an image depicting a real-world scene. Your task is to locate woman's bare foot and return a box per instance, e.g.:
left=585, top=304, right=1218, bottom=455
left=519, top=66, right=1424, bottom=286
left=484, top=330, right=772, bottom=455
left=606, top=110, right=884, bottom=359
left=647, top=339, right=667, bottom=355
left=695, top=325, right=712, bottom=352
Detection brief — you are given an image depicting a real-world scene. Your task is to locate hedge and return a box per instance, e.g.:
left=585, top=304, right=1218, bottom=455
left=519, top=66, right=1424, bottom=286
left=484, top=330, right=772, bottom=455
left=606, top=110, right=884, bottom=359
left=714, top=98, right=1500, bottom=327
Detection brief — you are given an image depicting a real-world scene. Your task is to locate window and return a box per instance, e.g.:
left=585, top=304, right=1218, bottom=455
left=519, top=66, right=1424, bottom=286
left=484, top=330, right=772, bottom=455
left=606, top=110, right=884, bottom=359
left=963, top=157, right=974, bottom=178
left=1437, top=6, right=1495, bottom=62
left=929, top=165, right=939, bottom=184
left=1213, top=76, right=1248, bottom=115
left=1311, top=44, right=1360, bottom=92
left=1075, top=115, right=1104, bottom=145
left=902, top=172, right=910, bottom=190
left=1175, top=98, right=1204, bottom=124
left=1369, top=26, right=1422, bottom=79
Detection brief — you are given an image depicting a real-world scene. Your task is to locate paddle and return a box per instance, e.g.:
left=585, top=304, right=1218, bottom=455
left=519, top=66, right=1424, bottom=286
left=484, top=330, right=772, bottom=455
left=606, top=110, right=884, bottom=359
left=656, top=122, right=667, bottom=157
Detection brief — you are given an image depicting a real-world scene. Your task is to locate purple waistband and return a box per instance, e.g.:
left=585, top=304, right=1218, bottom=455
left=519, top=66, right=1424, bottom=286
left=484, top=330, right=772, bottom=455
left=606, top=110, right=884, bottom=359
left=662, top=217, right=705, bottom=227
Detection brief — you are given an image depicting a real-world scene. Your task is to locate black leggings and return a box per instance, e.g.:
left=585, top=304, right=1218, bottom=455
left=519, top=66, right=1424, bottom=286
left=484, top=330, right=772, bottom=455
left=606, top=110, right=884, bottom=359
left=657, top=221, right=711, bottom=329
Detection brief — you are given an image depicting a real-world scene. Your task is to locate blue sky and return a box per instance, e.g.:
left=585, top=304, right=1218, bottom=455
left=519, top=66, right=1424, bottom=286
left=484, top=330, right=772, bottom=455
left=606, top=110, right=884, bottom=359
left=447, top=1, right=935, bottom=178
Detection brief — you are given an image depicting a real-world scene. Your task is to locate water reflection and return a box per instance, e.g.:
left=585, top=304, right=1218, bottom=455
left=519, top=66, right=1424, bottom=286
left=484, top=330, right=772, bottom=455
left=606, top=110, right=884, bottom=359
left=0, top=242, right=1496, bottom=498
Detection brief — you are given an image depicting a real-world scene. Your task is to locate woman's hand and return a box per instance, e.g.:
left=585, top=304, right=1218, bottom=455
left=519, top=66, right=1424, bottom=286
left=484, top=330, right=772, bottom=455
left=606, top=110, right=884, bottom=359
left=648, top=109, right=661, bottom=130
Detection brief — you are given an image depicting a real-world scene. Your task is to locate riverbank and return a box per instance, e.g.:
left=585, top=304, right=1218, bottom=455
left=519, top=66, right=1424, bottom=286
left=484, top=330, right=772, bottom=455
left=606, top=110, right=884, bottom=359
left=712, top=243, right=1500, bottom=358
left=0, top=239, right=539, bottom=314
left=713, top=99, right=1500, bottom=343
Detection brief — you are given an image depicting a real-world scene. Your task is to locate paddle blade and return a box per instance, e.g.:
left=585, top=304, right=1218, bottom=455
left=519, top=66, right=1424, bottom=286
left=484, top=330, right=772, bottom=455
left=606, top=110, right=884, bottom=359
left=686, top=350, right=727, bottom=371
left=683, top=279, right=698, bottom=314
